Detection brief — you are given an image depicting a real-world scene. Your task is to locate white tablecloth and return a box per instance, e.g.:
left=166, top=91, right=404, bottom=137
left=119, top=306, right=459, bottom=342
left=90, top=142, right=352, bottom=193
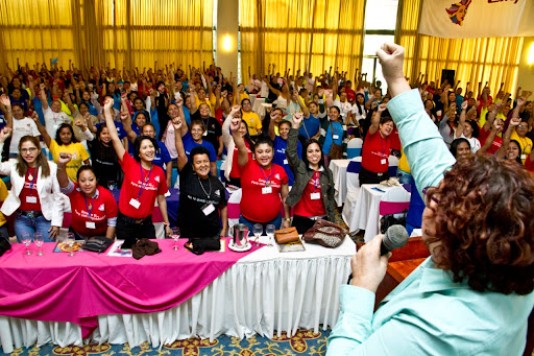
left=350, top=184, right=391, bottom=242
left=329, top=159, right=355, bottom=207
left=0, top=238, right=354, bottom=352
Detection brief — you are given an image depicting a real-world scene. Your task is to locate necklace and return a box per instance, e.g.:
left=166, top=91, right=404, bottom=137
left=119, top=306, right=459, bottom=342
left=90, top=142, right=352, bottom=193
left=197, top=175, right=212, bottom=198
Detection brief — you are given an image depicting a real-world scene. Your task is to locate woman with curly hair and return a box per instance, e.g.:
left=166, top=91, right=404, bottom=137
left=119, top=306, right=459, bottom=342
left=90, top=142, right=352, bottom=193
left=328, top=43, right=534, bottom=355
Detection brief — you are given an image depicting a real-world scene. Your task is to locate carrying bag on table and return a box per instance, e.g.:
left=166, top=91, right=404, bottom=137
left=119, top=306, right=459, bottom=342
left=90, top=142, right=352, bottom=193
left=186, top=238, right=221, bottom=255
left=274, top=227, right=300, bottom=244
left=132, top=238, right=162, bottom=260
left=83, top=236, right=113, bottom=253
left=302, top=219, right=347, bottom=248
left=0, top=237, right=11, bottom=257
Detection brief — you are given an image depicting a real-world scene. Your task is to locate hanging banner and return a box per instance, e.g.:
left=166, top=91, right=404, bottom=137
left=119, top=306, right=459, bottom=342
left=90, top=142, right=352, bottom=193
left=418, top=0, right=534, bottom=38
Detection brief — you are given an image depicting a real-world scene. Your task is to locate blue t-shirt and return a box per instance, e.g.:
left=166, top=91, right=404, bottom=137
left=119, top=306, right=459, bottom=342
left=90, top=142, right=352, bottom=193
left=298, top=115, right=321, bottom=140
left=153, top=141, right=172, bottom=169
left=96, top=121, right=127, bottom=140
left=322, top=121, right=344, bottom=155
left=273, top=136, right=302, bottom=186
left=182, top=132, right=217, bottom=162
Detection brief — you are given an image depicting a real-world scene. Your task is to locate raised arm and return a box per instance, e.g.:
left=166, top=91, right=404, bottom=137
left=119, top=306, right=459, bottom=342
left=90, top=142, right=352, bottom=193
left=231, top=116, right=250, bottom=167
left=56, top=153, right=73, bottom=188
left=368, top=103, right=386, bottom=136
left=172, top=115, right=188, bottom=171
left=31, top=111, right=52, bottom=147
left=454, top=101, right=468, bottom=138
left=102, top=97, right=126, bottom=160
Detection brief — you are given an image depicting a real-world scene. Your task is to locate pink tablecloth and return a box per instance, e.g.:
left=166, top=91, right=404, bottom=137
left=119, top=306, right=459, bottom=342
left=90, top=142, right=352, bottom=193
left=0, top=239, right=260, bottom=338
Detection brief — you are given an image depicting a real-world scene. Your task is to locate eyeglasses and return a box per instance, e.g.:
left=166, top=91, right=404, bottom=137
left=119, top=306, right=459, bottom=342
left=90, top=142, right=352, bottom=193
left=422, top=186, right=440, bottom=206
left=20, top=147, right=38, bottom=153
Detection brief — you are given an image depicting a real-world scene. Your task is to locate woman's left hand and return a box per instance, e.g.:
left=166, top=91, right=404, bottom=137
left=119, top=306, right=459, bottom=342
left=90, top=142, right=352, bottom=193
left=49, top=226, right=60, bottom=239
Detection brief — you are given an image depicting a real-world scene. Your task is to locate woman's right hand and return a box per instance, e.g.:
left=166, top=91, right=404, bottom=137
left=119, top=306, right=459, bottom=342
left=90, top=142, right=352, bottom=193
left=58, top=152, right=72, bottom=165
left=103, top=97, right=114, bottom=111
left=171, top=117, right=182, bottom=131
left=230, top=104, right=241, bottom=115
left=292, top=112, right=303, bottom=129
left=0, top=127, right=12, bottom=143
left=230, top=117, right=241, bottom=134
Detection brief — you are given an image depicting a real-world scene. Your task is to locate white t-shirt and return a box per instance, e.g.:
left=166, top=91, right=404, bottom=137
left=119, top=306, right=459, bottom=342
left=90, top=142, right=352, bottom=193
left=44, top=107, right=71, bottom=139
left=10, top=117, right=40, bottom=154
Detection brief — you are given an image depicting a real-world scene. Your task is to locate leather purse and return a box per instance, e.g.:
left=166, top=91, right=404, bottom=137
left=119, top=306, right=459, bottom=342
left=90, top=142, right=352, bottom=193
left=274, top=227, right=300, bottom=244
left=302, top=219, right=347, bottom=248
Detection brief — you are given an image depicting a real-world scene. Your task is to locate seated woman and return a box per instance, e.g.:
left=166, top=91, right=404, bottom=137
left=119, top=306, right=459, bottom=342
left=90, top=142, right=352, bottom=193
left=359, top=104, right=394, bottom=185
left=327, top=43, right=534, bottom=355
left=231, top=117, right=290, bottom=232
left=222, top=105, right=254, bottom=188
left=269, top=108, right=302, bottom=186
left=57, top=154, right=118, bottom=240
left=449, top=137, right=471, bottom=160
left=454, top=101, right=480, bottom=153
left=286, top=112, right=336, bottom=234
left=103, top=97, right=172, bottom=248
left=0, top=129, right=62, bottom=241
left=172, top=116, right=228, bottom=239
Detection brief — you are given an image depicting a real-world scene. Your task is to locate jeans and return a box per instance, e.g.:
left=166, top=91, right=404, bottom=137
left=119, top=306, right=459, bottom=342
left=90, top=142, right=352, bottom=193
left=14, top=213, right=53, bottom=243
left=239, top=214, right=282, bottom=236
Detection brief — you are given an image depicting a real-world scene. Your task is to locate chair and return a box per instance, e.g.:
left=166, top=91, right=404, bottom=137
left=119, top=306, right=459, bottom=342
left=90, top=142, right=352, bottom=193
left=346, top=138, right=363, bottom=159
left=378, top=186, right=411, bottom=233
left=342, top=160, right=362, bottom=228
left=227, top=188, right=242, bottom=234
left=388, top=155, right=399, bottom=177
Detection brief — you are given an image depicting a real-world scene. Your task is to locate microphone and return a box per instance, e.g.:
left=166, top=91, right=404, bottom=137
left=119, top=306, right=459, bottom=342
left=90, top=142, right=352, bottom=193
left=380, top=224, right=409, bottom=255
left=346, top=225, right=409, bottom=284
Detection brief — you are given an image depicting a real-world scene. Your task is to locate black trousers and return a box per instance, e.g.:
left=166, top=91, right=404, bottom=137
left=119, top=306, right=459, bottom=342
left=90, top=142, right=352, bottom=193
left=359, top=166, right=389, bottom=185
left=117, top=211, right=155, bottom=248
left=292, top=214, right=327, bottom=234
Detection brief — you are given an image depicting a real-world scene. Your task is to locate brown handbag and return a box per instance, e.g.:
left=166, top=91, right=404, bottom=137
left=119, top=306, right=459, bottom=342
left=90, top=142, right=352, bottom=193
left=302, top=219, right=347, bottom=248
left=274, top=227, right=300, bottom=244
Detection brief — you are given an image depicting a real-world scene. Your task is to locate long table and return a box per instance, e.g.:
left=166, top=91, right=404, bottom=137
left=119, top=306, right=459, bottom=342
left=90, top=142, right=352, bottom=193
left=0, top=237, right=354, bottom=353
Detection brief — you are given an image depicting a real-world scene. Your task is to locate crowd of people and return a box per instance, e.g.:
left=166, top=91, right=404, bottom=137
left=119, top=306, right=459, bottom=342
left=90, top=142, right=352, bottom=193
left=0, top=58, right=533, bottom=247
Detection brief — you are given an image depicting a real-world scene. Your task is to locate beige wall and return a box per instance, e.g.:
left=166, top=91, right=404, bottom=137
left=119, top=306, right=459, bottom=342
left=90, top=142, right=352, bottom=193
left=216, top=0, right=239, bottom=79
left=517, top=37, right=534, bottom=92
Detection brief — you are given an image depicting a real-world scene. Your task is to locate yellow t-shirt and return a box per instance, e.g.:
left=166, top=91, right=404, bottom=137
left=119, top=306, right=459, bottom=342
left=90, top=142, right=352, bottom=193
left=0, top=179, right=9, bottom=228
left=398, top=147, right=411, bottom=173
left=242, top=111, right=262, bottom=136
left=50, top=140, right=90, bottom=182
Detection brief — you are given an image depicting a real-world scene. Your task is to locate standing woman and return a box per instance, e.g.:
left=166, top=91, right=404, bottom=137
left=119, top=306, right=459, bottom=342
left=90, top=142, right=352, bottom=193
left=269, top=108, right=302, bottom=186
left=103, top=98, right=172, bottom=248
left=231, top=118, right=291, bottom=232
left=322, top=106, right=344, bottom=169
left=0, top=128, right=63, bottom=242
left=56, top=154, right=118, bottom=240
left=87, top=124, right=123, bottom=189
left=286, top=113, right=336, bottom=233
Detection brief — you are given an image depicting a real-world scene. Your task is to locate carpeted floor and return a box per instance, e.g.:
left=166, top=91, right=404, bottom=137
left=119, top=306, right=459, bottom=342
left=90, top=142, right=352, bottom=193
left=1, top=329, right=331, bottom=356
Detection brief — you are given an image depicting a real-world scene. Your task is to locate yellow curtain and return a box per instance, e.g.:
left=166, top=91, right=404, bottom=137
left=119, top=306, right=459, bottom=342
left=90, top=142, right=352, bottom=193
left=240, top=0, right=366, bottom=80
left=0, top=0, right=213, bottom=72
left=396, top=0, right=522, bottom=95
left=0, top=0, right=74, bottom=72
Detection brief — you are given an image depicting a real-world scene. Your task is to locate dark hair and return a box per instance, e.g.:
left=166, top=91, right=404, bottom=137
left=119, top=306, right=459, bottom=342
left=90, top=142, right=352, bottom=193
left=190, top=146, right=210, bottom=162
left=278, top=120, right=291, bottom=130
left=76, top=165, right=97, bottom=181
left=450, top=138, right=471, bottom=158
left=379, top=115, right=393, bottom=125
left=466, top=120, right=480, bottom=138
left=426, top=156, right=534, bottom=294
left=55, top=123, right=79, bottom=146
left=241, top=98, right=251, bottom=106
left=78, top=102, right=89, bottom=111
left=302, top=139, right=324, bottom=169
left=16, top=135, right=50, bottom=177
left=253, top=136, right=274, bottom=151
left=133, top=135, right=160, bottom=162
left=329, top=106, right=341, bottom=115
left=238, top=119, right=254, bottom=148
left=190, top=119, right=206, bottom=132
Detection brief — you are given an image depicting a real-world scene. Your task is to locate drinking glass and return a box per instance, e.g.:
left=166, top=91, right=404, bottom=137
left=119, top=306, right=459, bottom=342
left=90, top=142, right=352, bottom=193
left=172, top=227, right=181, bottom=251
left=253, top=224, right=263, bottom=246
left=266, top=224, right=275, bottom=247
left=34, top=232, right=44, bottom=256
left=66, top=232, right=76, bottom=257
left=21, top=233, right=32, bottom=255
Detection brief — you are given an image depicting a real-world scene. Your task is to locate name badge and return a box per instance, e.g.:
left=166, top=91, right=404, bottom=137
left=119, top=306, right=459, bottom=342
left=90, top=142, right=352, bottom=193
left=333, top=135, right=339, bottom=140
left=129, top=198, right=141, bottom=209
left=26, top=196, right=37, bottom=203
left=202, top=203, right=215, bottom=216
left=283, top=159, right=288, bottom=165
left=380, top=159, right=387, bottom=165
left=262, top=186, right=272, bottom=194
left=310, top=192, right=321, bottom=200
left=85, top=221, right=96, bottom=229
left=203, top=130, right=208, bottom=136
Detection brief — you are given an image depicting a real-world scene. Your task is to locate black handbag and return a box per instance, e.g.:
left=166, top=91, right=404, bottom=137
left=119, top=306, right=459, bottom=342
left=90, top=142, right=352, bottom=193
left=186, top=238, right=221, bottom=255
left=380, top=213, right=407, bottom=234
left=83, top=236, right=113, bottom=253
left=0, top=237, right=11, bottom=257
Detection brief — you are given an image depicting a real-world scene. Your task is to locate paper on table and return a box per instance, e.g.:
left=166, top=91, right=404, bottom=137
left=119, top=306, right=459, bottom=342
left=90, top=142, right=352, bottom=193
left=107, top=240, right=133, bottom=257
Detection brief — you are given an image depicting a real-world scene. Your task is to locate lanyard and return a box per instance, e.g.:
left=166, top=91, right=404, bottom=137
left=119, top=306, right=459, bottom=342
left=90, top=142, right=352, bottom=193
left=26, top=168, right=36, bottom=191
left=261, top=166, right=273, bottom=187
left=312, top=171, right=320, bottom=192
left=84, top=194, right=95, bottom=216
left=138, top=164, right=153, bottom=199
left=197, top=175, right=212, bottom=198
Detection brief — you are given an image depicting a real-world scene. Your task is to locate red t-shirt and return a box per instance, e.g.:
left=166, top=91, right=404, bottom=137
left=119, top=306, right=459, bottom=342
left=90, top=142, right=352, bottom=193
left=68, top=184, right=118, bottom=236
left=240, top=160, right=288, bottom=223
left=230, top=141, right=252, bottom=179
left=525, top=157, right=534, bottom=172
left=119, top=153, right=168, bottom=218
left=293, top=171, right=326, bottom=217
left=390, top=127, right=401, bottom=151
left=362, top=130, right=390, bottom=173
left=19, top=167, right=42, bottom=211
left=479, top=127, right=502, bottom=155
